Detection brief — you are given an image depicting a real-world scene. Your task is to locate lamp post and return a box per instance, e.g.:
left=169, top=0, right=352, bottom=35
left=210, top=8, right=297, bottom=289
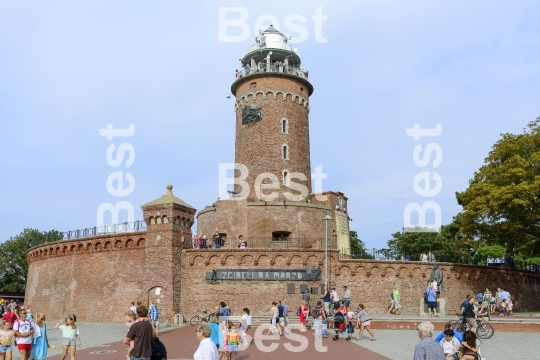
left=323, top=215, right=333, bottom=287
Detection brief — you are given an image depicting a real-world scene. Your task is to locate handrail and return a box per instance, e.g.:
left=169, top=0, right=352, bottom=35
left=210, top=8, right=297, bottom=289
left=184, top=237, right=336, bottom=250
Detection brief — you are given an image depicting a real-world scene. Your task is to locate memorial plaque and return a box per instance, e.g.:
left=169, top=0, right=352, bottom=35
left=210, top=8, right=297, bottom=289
left=287, top=283, right=295, bottom=294
left=311, top=287, right=318, bottom=294
left=300, top=284, right=308, bottom=294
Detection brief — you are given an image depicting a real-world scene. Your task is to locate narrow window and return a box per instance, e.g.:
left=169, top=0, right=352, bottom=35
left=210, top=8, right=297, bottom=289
left=283, top=145, right=288, bottom=159
left=251, top=82, right=257, bottom=89
left=283, top=171, right=289, bottom=186
left=282, top=119, right=287, bottom=133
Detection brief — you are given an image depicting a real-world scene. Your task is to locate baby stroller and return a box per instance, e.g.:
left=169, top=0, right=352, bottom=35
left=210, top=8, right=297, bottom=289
left=332, top=312, right=355, bottom=341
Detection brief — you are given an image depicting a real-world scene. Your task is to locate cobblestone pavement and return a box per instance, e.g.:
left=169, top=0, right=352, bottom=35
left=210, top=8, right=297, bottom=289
left=350, top=329, right=540, bottom=360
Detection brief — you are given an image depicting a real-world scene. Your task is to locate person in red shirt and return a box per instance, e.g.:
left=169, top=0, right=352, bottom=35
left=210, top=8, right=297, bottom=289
left=1, top=308, right=18, bottom=329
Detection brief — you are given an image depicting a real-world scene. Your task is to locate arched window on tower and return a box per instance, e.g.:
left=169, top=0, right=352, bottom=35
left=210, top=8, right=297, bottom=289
left=282, top=170, right=289, bottom=186
left=281, top=118, right=288, bottom=134
left=282, top=145, right=288, bottom=160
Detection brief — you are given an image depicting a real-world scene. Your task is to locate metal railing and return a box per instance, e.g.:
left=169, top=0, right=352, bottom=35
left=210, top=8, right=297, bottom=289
left=184, top=237, right=336, bottom=250
left=340, top=248, right=540, bottom=272
left=235, top=65, right=309, bottom=81
left=30, top=221, right=147, bottom=248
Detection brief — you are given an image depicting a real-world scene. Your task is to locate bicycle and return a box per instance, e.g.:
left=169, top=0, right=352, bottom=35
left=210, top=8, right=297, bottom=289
left=189, top=309, right=212, bottom=326
left=450, top=313, right=494, bottom=339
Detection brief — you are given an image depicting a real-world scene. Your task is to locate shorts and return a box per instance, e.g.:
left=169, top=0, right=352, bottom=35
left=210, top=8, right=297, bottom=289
left=393, top=300, right=401, bottom=309
left=466, top=317, right=476, bottom=328
left=17, top=343, right=32, bottom=351
left=428, top=301, right=437, bottom=309
left=0, top=345, right=12, bottom=353
left=151, top=320, right=160, bottom=328
left=343, top=299, right=351, bottom=307
left=271, top=318, right=277, bottom=327
left=62, top=338, right=77, bottom=346
left=279, top=317, right=285, bottom=326
left=361, top=320, right=371, bottom=327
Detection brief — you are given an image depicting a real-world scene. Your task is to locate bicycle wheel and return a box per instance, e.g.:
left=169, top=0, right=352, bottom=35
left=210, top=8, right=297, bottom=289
left=476, top=322, right=494, bottom=339
left=189, top=315, right=201, bottom=326
left=450, top=320, right=463, bottom=332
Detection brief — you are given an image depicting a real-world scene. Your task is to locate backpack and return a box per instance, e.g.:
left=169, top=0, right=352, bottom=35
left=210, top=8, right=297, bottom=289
left=296, top=307, right=301, bottom=316
left=389, top=293, right=394, bottom=301
left=311, top=306, right=321, bottom=318
left=151, top=337, right=167, bottom=360
left=424, top=291, right=429, bottom=303
left=334, top=312, right=345, bottom=324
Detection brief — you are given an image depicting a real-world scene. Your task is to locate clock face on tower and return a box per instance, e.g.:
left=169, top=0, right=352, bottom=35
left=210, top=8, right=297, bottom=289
left=242, top=105, right=263, bottom=125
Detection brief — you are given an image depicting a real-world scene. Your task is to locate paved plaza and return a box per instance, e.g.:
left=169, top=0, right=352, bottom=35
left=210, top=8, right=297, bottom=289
left=8, top=318, right=540, bottom=360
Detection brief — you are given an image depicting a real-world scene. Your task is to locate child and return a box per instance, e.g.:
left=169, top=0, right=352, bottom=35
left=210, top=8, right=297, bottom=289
left=499, top=299, right=507, bottom=316
left=30, top=313, right=50, bottom=360
left=124, top=311, right=136, bottom=360
left=55, top=314, right=81, bottom=360
left=507, top=296, right=513, bottom=315
left=0, top=320, right=14, bottom=360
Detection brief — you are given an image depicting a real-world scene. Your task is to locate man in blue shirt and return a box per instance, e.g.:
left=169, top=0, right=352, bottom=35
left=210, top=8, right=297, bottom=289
left=148, top=301, right=160, bottom=335
left=426, top=286, right=438, bottom=317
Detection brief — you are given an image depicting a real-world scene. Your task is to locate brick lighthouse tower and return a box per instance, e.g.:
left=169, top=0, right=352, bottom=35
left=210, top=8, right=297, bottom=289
left=231, top=25, right=313, bottom=201
left=197, top=26, right=350, bottom=252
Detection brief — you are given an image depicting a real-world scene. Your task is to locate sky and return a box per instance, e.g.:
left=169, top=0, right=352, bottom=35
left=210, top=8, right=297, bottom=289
left=1, top=1, right=539, bottom=248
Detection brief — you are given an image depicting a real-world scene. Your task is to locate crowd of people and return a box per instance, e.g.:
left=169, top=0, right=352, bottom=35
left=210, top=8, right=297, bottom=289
left=0, top=300, right=80, bottom=360
left=191, top=234, right=247, bottom=249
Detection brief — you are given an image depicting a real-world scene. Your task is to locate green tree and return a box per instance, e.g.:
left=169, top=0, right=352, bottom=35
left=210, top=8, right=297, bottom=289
left=0, top=228, right=62, bottom=292
left=384, top=217, right=472, bottom=262
left=349, top=231, right=374, bottom=259
left=456, top=117, right=540, bottom=265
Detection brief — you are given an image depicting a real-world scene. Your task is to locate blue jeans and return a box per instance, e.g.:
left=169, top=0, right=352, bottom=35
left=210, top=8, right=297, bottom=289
left=314, top=319, right=323, bottom=337
left=343, top=299, right=350, bottom=307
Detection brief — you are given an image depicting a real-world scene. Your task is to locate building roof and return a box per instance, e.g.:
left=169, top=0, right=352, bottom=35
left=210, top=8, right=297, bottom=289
left=141, top=184, right=195, bottom=209
left=263, top=25, right=282, bottom=34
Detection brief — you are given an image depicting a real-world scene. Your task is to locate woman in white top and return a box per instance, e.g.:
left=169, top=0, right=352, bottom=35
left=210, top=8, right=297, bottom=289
left=241, top=308, right=252, bottom=333
left=194, top=324, right=219, bottom=360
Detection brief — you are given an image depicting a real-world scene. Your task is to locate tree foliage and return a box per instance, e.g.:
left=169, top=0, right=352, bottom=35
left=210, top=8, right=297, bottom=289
left=349, top=231, right=374, bottom=259
left=456, top=117, right=540, bottom=264
left=384, top=217, right=472, bottom=262
left=0, top=228, right=62, bottom=292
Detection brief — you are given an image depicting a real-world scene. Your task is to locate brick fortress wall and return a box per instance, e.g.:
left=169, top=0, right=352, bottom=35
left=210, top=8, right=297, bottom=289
left=25, top=232, right=147, bottom=322
left=26, top=243, right=540, bottom=322
left=181, top=250, right=540, bottom=316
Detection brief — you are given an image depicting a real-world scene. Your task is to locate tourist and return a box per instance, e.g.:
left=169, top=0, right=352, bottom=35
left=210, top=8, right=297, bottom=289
left=427, top=251, right=436, bottom=262
left=14, top=309, right=33, bottom=360
left=507, top=296, right=514, bottom=315
left=312, top=301, right=326, bottom=338
left=149, top=301, right=160, bottom=335
left=125, top=311, right=136, bottom=329
left=235, top=70, right=239, bottom=78
left=322, top=285, right=331, bottom=314
left=280, top=298, right=289, bottom=330
left=420, top=252, right=428, bottom=262
left=483, top=288, right=492, bottom=306
left=208, top=306, right=220, bottom=324
left=342, top=286, right=351, bottom=307
left=125, top=306, right=153, bottom=360
left=277, top=301, right=285, bottom=335
left=301, top=289, right=311, bottom=309
left=475, top=291, right=483, bottom=304
left=488, top=289, right=496, bottom=314
left=193, top=234, right=199, bottom=248
left=413, top=321, right=445, bottom=359
left=460, top=295, right=470, bottom=315
left=460, top=330, right=480, bottom=360
left=354, top=304, right=376, bottom=341
left=392, top=287, right=401, bottom=315
left=299, top=300, right=309, bottom=332
left=331, top=288, right=340, bottom=310
left=219, top=302, right=231, bottom=318
left=237, top=235, right=247, bottom=249
left=267, top=302, right=281, bottom=336
left=23, top=306, right=32, bottom=321
left=200, top=235, right=208, bottom=249
left=214, top=232, right=222, bottom=249
left=224, top=324, right=240, bottom=360
left=438, top=329, right=460, bottom=359
left=433, top=322, right=463, bottom=343
left=240, top=308, right=252, bottom=334
left=1, top=309, right=16, bottom=330
left=387, top=289, right=396, bottom=315
left=404, top=252, right=410, bottom=261
left=55, top=314, right=80, bottom=360
left=30, top=313, right=49, bottom=360
left=194, top=323, right=219, bottom=360
left=130, top=302, right=137, bottom=314
left=499, top=299, right=507, bottom=316
left=426, top=285, right=438, bottom=317
left=499, top=288, right=510, bottom=303
left=0, top=320, right=14, bottom=360
left=464, top=296, right=480, bottom=331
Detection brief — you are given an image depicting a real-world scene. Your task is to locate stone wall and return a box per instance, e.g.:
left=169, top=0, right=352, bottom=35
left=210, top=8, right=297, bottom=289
left=180, top=250, right=540, bottom=317
left=25, top=232, right=147, bottom=322
left=196, top=200, right=337, bottom=241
